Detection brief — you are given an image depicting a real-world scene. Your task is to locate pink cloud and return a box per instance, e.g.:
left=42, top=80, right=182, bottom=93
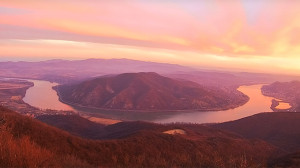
left=1, top=0, right=300, bottom=73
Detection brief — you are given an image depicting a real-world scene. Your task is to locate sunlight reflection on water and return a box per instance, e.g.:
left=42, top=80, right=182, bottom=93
left=23, top=80, right=75, bottom=111
left=22, top=80, right=276, bottom=123
left=154, top=85, right=274, bottom=124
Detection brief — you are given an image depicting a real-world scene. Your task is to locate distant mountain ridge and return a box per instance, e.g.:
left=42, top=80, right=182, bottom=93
left=0, top=58, right=194, bottom=83
left=1, top=58, right=300, bottom=88
left=57, top=72, right=249, bottom=111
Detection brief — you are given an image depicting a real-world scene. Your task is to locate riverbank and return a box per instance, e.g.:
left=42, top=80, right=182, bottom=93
left=0, top=78, right=79, bottom=118
left=54, top=84, right=250, bottom=113
left=54, top=84, right=273, bottom=123
left=270, top=99, right=293, bottom=112
left=261, top=82, right=298, bottom=112
left=16, top=78, right=277, bottom=124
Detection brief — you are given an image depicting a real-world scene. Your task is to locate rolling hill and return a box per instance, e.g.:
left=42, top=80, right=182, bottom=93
left=36, top=115, right=106, bottom=139
left=270, top=151, right=300, bottom=167
left=212, top=112, right=300, bottom=152
left=56, top=72, right=249, bottom=111
left=0, top=106, right=280, bottom=167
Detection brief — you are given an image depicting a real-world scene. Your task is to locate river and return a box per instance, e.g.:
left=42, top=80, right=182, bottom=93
left=23, top=79, right=75, bottom=111
left=21, top=79, right=280, bottom=124
left=154, top=85, right=274, bottom=123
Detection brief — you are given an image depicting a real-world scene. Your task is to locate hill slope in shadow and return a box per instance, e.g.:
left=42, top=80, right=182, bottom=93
left=0, top=106, right=280, bottom=167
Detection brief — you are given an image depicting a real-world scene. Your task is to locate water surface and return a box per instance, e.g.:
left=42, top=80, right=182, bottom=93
left=23, top=80, right=75, bottom=111
left=154, top=84, right=273, bottom=123
left=274, top=100, right=291, bottom=110
left=22, top=80, right=276, bottom=123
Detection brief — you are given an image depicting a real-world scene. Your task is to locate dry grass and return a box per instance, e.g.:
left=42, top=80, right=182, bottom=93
left=0, top=83, right=29, bottom=90
left=0, top=106, right=280, bottom=167
left=81, top=114, right=121, bottom=125
left=163, top=129, right=186, bottom=135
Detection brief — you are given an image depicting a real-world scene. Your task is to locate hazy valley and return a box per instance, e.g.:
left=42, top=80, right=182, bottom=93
left=1, top=59, right=300, bottom=167
left=2, top=1, right=300, bottom=167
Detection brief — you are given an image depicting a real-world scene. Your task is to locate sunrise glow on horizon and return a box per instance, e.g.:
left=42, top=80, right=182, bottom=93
left=1, top=0, right=300, bottom=74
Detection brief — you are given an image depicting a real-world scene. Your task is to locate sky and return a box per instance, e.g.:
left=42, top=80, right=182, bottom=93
left=1, top=0, right=300, bottom=74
